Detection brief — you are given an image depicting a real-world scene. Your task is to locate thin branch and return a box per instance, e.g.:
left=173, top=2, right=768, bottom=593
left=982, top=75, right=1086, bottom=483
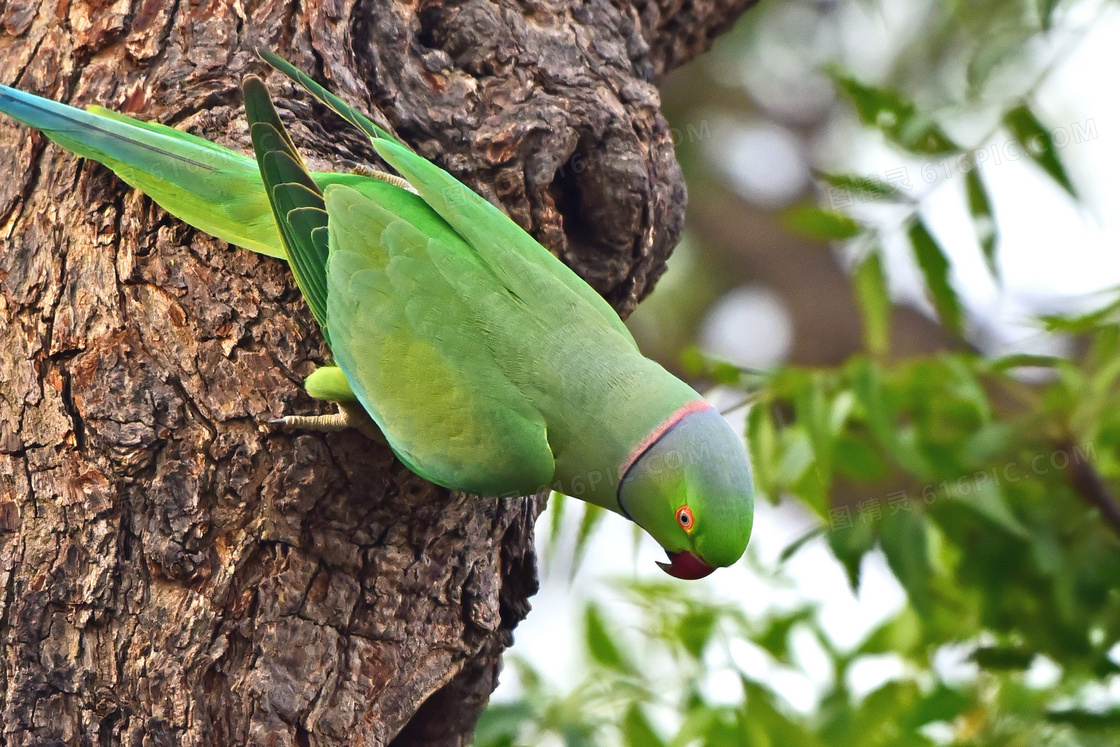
left=1062, top=440, right=1120, bottom=540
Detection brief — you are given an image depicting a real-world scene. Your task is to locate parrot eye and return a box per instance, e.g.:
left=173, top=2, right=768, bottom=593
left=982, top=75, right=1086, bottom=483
left=676, top=506, right=695, bottom=532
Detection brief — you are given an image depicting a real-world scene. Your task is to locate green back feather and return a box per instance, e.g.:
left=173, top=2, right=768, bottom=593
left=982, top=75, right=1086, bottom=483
left=369, top=139, right=640, bottom=349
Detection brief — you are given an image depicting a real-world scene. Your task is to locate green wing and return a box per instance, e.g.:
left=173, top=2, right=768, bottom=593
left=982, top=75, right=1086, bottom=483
left=260, top=51, right=637, bottom=349
left=323, top=183, right=555, bottom=495
left=243, top=75, right=554, bottom=494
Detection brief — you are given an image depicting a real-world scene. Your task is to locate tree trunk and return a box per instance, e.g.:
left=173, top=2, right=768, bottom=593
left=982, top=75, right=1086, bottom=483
left=0, top=0, right=756, bottom=744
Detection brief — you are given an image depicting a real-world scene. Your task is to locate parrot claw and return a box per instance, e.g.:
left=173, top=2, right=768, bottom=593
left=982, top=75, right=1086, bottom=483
left=269, top=404, right=386, bottom=443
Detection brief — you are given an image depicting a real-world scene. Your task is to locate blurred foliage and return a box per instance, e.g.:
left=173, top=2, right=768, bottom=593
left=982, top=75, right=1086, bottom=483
left=476, top=0, right=1120, bottom=744
left=479, top=315, right=1120, bottom=746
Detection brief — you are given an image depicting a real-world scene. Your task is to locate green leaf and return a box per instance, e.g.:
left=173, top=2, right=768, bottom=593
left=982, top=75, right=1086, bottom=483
left=547, top=492, right=566, bottom=558
left=967, top=28, right=1033, bottom=94
left=1004, top=103, right=1077, bottom=197
left=747, top=405, right=779, bottom=502
left=909, top=684, right=971, bottom=727
left=669, top=705, right=718, bottom=747
left=1039, top=296, right=1120, bottom=333
left=858, top=607, right=922, bottom=657
left=818, top=172, right=905, bottom=201
left=1087, top=323, right=1120, bottom=372
left=775, top=430, right=816, bottom=488
left=854, top=251, right=892, bottom=355
left=623, top=706, right=666, bottom=747
left=965, top=168, right=999, bottom=281
left=880, top=511, right=934, bottom=615
left=704, top=714, right=750, bottom=747
left=570, top=503, right=606, bottom=580
left=849, top=357, right=933, bottom=479
left=830, top=390, right=856, bottom=432
left=796, top=374, right=834, bottom=485
left=781, top=203, right=861, bottom=241
left=741, top=680, right=827, bottom=747
left=833, top=74, right=957, bottom=155
left=1047, top=708, right=1120, bottom=728
left=1038, top=0, right=1061, bottom=30
left=791, top=463, right=829, bottom=517
left=711, top=361, right=743, bottom=386
left=834, top=434, right=889, bottom=481
left=988, top=353, right=1065, bottom=373
left=970, top=646, right=1035, bottom=670
left=778, top=526, right=826, bottom=564
left=852, top=680, right=928, bottom=738
left=829, top=518, right=877, bottom=591
left=584, top=603, right=631, bottom=672
left=948, top=480, right=1031, bottom=539
left=679, top=345, right=706, bottom=376
left=755, top=608, right=813, bottom=664
left=678, top=608, right=718, bottom=659
left=909, top=220, right=964, bottom=334
left=508, top=656, right=545, bottom=693
left=473, top=702, right=535, bottom=747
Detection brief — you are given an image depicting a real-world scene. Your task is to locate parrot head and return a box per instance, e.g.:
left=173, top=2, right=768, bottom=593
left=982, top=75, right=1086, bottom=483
left=618, top=405, right=754, bottom=579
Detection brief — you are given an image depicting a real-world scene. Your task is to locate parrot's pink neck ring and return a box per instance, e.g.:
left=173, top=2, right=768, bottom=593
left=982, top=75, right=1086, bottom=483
left=619, top=399, right=715, bottom=481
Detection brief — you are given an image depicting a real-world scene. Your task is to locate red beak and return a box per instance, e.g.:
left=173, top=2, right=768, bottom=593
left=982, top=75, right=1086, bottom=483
left=656, top=550, right=716, bottom=580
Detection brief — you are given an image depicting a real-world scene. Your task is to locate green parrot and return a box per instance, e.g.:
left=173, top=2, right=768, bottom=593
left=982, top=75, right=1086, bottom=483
left=0, top=52, right=754, bottom=579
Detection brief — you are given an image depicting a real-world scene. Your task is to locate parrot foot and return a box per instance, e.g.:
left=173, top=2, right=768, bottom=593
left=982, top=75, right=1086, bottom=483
left=271, top=402, right=386, bottom=443
left=351, top=164, right=418, bottom=195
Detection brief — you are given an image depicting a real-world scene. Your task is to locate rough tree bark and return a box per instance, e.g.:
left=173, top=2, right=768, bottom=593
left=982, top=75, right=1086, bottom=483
left=0, top=0, right=757, bottom=744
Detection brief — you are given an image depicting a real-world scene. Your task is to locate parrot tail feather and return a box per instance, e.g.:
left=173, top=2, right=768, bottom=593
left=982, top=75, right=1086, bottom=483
left=0, top=85, right=224, bottom=172
left=258, top=49, right=402, bottom=147
left=0, top=83, right=289, bottom=259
